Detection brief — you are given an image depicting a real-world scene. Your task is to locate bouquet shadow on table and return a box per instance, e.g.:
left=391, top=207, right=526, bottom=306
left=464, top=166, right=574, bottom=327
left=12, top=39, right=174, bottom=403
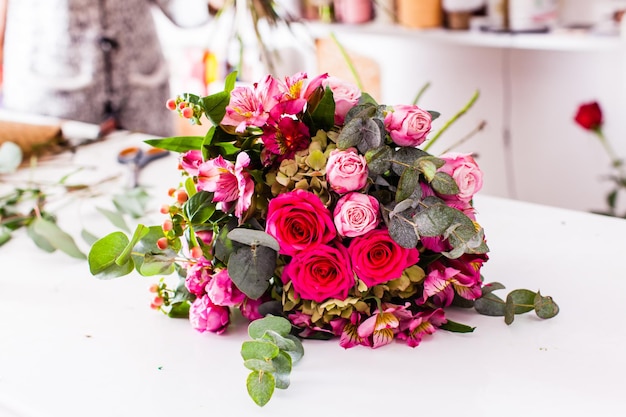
left=88, top=71, right=559, bottom=406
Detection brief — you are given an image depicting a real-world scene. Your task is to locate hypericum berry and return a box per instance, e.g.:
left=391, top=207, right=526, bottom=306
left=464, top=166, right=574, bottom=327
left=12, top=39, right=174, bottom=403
left=176, top=190, right=189, bottom=204
left=167, top=187, right=176, bottom=197
left=149, top=283, right=159, bottom=293
left=166, top=98, right=177, bottom=111
left=178, top=101, right=187, bottom=110
left=156, top=237, right=169, bottom=250
left=182, top=106, right=194, bottom=119
left=162, top=219, right=173, bottom=232
left=160, top=204, right=170, bottom=214
left=190, top=246, right=203, bottom=259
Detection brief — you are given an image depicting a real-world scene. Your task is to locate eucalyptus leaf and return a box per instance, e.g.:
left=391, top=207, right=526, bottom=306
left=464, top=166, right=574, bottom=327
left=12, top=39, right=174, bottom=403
left=241, top=340, right=280, bottom=361
left=337, top=117, right=380, bottom=151
left=227, top=229, right=280, bottom=252
left=246, top=371, right=275, bottom=407
left=284, top=335, right=304, bottom=364
left=115, top=224, right=150, bottom=267
left=365, top=145, right=393, bottom=176
left=396, top=168, right=420, bottom=203
left=96, top=207, right=130, bottom=233
left=228, top=245, right=276, bottom=299
left=474, top=292, right=506, bottom=316
left=0, top=141, right=23, bottom=173
left=139, top=253, right=176, bottom=276
left=413, top=204, right=455, bottom=237
left=262, top=330, right=297, bottom=352
left=508, top=289, right=537, bottom=315
left=391, top=147, right=429, bottom=176
left=167, top=301, right=191, bottom=319
left=31, top=217, right=86, bottom=259
left=249, top=315, right=293, bottom=339
left=112, top=187, right=151, bottom=219
left=534, top=292, right=560, bottom=319
left=504, top=293, right=515, bottom=325
left=244, top=359, right=276, bottom=373
left=431, top=172, right=460, bottom=195
left=88, top=232, right=135, bottom=279
left=26, top=222, right=56, bottom=253
left=80, top=229, right=99, bottom=246
left=388, top=213, right=419, bottom=249
left=271, top=351, right=292, bottom=389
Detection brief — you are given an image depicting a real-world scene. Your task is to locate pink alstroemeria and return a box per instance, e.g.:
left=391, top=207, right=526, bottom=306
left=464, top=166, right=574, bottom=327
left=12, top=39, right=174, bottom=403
left=261, top=115, right=311, bottom=163
left=196, top=153, right=254, bottom=218
left=339, top=312, right=370, bottom=349
left=397, top=309, right=447, bottom=348
left=356, top=304, right=411, bottom=349
left=279, top=72, right=329, bottom=105
left=180, top=150, right=203, bottom=176
left=221, top=75, right=280, bottom=132
left=421, top=255, right=485, bottom=307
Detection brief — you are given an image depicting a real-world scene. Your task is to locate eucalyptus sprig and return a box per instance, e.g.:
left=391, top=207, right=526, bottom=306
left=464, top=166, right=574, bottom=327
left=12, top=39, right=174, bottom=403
left=242, top=315, right=304, bottom=407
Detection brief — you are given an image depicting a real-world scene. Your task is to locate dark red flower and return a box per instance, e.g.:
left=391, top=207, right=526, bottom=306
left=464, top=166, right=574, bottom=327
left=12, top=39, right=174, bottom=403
left=574, top=101, right=603, bottom=131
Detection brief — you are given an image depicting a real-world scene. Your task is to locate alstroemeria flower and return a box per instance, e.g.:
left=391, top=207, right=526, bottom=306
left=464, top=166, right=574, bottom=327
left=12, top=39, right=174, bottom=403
left=397, top=309, right=447, bottom=348
left=196, top=153, right=254, bottom=218
left=357, top=304, right=411, bottom=349
left=180, top=150, right=203, bottom=176
left=221, top=74, right=280, bottom=132
left=421, top=254, right=486, bottom=307
left=261, top=106, right=311, bottom=163
left=339, top=312, right=370, bottom=349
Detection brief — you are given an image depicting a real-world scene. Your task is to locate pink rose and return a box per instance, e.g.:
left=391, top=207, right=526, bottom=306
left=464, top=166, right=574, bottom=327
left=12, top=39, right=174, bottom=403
left=438, top=152, right=483, bottom=202
left=333, top=192, right=380, bottom=237
left=348, top=228, right=420, bottom=287
left=282, top=243, right=354, bottom=303
left=323, top=76, right=361, bottom=125
left=206, top=269, right=246, bottom=307
left=180, top=150, right=203, bottom=176
left=265, top=189, right=336, bottom=256
left=239, top=297, right=265, bottom=321
left=326, top=148, right=369, bottom=194
left=384, top=104, right=432, bottom=147
left=189, top=294, right=230, bottom=334
left=185, top=257, right=212, bottom=295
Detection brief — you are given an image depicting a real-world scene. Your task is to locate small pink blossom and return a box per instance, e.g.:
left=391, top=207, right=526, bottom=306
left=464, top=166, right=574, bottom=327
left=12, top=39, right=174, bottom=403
left=239, top=297, right=265, bottom=321
left=397, top=309, right=447, bottom=348
left=205, top=269, right=246, bottom=307
left=323, top=76, right=361, bottom=125
left=384, top=104, right=432, bottom=147
left=280, top=72, right=328, bottom=102
left=184, top=257, right=212, bottom=296
left=262, top=115, right=311, bottom=163
left=357, top=304, right=411, bottom=349
left=333, top=192, right=380, bottom=238
left=196, top=153, right=254, bottom=219
left=180, top=150, right=203, bottom=176
left=421, top=254, right=486, bottom=307
left=189, top=294, right=230, bottom=334
left=326, top=148, right=369, bottom=194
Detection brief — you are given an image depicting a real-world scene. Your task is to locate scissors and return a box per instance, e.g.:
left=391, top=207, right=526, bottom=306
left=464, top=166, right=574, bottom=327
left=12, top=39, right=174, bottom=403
left=117, top=146, right=170, bottom=188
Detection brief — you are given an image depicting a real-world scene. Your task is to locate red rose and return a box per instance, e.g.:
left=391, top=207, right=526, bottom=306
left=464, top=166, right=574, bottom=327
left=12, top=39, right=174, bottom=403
left=348, top=229, right=420, bottom=288
left=574, top=101, right=603, bottom=131
left=282, top=244, right=354, bottom=303
left=265, top=189, right=336, bottom=256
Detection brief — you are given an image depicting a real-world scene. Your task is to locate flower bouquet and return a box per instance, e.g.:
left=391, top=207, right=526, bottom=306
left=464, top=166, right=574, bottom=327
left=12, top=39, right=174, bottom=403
left=88, top=71, right=559, bottom=406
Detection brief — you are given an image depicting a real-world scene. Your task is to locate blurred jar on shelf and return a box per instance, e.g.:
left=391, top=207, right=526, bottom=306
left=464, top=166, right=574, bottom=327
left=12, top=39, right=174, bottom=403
left=333, top=0, right=373, bottom=24
left=396, top=0, right=443, bottom=28
left=442, top=0, right=485, bottom=30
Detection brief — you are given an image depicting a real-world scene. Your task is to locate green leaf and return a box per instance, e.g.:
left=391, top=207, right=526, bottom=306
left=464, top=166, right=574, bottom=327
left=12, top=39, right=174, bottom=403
left=439, top=319, right=475, bottom=333
left=246, top=371, right=275, bottom=407
left=249, top=315, right=293, bottom=339
left=0, top=227, right=11, bottom=246
left=283, top=335, right=304, bottom=364
left=244, top=359, right=276, bottom=373
left=262, top=330, right=297, bottom=352
left=184, top=191, right=216, bottom=224
left=167, top=301, right=190, bottom=319
left=396, top=168, right=420, bottom=203
left=201, top=91, right=230, bottom=126
left=116, top=224, right=150, bottom=266
left=228, top=245, right=276, bottom=299
left=365, top=145, right=393, bottom=175
left=96, top=207, right=130, bottom=233
left=227, top=228, right=280, bottom=252
left=481, top=282, right=506, bottom=296
left=607, top=189, right=618, bottom=209
left=416, top=156, right=444, bottom=182
left=534, top=292, right=560, bottom=319
left=413, top=204, right=455, bottom=237
left=504, top=293, right=515, bottom=325
left=337, top=117, right=381, bottom=151
left=88, top=232, right=134, bottom=278
left=388, top=212, right=419, bottom=249
left=31, top=217, right=86, bottom=259
left=144, top=136, right=204, bottom=153
left=391, top=147, right=429, bottom=176
left=139, top=253, right=176, bottom=276
left=26, top=222, right=56, bottom=253
left=309, top=86, right=336, bottom=132
left=272, top=351, right=292, bottom=389
left=241, top=340, right=280, bottom=361
left=80, top=229, right=100, bottom=246
left=431, top=172, right=460, bottom=195
left=112, top=188, right=150, bottom=218
left=508, top=289, right=537, bottom=315
left=474, top=292, right=506, bottom=316
left=0, top=141, right=23, bottom=173
left=428, top=110, right=441, bottom=121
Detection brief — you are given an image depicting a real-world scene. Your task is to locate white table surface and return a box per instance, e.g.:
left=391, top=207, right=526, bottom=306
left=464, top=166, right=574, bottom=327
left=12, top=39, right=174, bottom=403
left=1, top=132, right=625, bottom=417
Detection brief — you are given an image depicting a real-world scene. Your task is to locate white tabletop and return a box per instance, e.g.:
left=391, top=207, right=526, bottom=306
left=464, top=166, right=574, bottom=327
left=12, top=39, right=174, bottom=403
left=1, top=133, right=625, bottom=417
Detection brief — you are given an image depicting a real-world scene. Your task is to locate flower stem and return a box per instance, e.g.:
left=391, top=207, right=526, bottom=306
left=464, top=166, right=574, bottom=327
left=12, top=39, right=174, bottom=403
left=423, top=90, right=480, bottom=153
left=329, top=32, right=364, bottom=91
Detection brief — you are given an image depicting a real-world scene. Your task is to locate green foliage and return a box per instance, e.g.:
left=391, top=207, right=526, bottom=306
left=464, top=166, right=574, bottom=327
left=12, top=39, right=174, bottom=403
left=473, top=282, right=560, bottom=324
left=241, top=316, right=304, bottom=407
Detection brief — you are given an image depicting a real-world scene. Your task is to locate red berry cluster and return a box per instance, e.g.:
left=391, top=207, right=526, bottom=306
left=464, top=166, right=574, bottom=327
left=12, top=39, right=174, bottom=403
left=165, top=97, right=203, bottom=122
